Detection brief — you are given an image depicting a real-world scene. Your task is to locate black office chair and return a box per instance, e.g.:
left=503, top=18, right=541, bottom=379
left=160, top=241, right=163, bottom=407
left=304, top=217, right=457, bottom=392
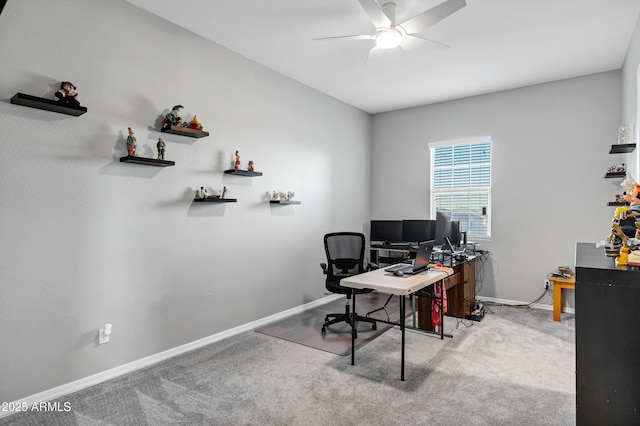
left=320, top=232, right=378, bottom=336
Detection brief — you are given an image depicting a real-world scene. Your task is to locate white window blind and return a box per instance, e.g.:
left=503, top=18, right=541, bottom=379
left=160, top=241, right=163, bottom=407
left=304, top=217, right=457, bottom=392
left=430, top=140, right=492, bottom=238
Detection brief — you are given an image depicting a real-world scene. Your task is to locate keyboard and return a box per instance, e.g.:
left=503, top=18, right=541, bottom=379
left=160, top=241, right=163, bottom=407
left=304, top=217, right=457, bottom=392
left=385, top=262, right=413, bottom=273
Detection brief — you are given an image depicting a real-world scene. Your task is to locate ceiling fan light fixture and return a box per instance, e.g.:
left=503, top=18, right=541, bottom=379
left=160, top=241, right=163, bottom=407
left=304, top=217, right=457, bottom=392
left=375, top=27, right=405, bottom=49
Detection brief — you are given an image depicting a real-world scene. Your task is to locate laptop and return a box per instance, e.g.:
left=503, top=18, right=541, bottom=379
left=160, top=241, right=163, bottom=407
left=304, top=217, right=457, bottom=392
left=384, top=240, right=435, bottom=275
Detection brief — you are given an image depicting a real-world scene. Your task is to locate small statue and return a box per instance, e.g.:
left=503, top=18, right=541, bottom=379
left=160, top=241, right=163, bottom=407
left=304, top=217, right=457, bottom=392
left=200, top=187, right=208, bottom=199
left=271, top=191, right=279, bottom=201
left=287, top=191, right=295, bottom=201
left=279, top=191, right=287, bottom=201
left=221, top=186, right=228, bottom=199
left=126, top=127, right=137, bottom=156
left=55, top=81, right=80, bottom=106
left=162, top=105, right=183, bottom=130
left=156, top=138, right=166, bottom=160
left=187, top=115, right=203, bottom=130
left=234, top=151, right=241, bottom=170
left=247, top=160, right=254, bottom=172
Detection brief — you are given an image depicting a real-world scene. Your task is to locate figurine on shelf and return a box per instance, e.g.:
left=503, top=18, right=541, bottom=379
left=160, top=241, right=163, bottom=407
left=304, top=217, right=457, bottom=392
left=162, top=105, right=183, bottom=130
left=271, top=191, right=279, bottom=201
left=126, top=127, right=137, bottom=156
left=279, top=191, right=287, bottom=201
left=287, top=191, right=295, bottom=201
left=247, top=160, right=255, bottom=172
left=186, top=115, right=203, bottom=130
left=621, top=176, right=640, bottom=206
left=156, top=138, right=166, bottom=160
left=221, top=186, right=228, bottom=199
left=54, top=81, right=80, bottom=106
left=200, top=187, right=208, bottom=199
left=234, top=151, right=241, bottom=170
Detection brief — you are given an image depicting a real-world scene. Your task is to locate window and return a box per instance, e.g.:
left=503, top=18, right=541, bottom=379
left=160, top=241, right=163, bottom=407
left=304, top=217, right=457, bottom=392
left=430, top=138, right=492, bottom=239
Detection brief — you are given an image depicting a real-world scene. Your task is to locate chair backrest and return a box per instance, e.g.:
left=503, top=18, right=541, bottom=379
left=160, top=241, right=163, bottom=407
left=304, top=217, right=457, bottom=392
left=323, top=232, right=366, bottom=280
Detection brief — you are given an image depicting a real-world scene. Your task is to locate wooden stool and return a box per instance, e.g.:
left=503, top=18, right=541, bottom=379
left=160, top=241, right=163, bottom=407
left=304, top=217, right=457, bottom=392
left=550, top=275, right=575, bottom=321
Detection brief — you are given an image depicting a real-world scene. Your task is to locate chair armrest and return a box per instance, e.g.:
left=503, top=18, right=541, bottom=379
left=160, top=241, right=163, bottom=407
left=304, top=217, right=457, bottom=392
left=367, top=262, right=379, bottom=271
left=320, top=262, right=327, bottom=274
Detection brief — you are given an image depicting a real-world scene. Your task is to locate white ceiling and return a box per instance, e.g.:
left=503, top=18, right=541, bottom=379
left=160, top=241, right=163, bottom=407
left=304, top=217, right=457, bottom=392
left=126, top=0, right=640, bottom=114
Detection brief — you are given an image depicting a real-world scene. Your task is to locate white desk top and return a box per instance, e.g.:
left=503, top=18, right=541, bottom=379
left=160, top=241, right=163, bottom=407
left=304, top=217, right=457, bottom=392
left=340, top=267, right=450, bottom=296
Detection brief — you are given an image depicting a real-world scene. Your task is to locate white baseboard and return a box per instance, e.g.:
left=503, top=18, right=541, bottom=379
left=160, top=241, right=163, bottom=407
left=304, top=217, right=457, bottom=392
left=0, top=294, right=342, bottom=419
left=477, top=296, right=575, bottom=314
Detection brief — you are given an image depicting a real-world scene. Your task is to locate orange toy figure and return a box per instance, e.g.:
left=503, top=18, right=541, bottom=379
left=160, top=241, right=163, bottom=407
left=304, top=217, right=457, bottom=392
left=234, top=151, right=240, bottom=170
left=623, top=184, right=640, bottom=206
left=187, top=115, right=203, bottom=130
left=621, top=176, right=640, bottom=206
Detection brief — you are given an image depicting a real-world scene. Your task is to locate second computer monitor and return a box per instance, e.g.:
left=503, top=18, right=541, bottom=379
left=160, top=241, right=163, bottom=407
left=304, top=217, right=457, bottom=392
left=434, top=210, right=452, bottom=246
left=402, top=220, right=435, bottom=243
left=450, top=220, right=461, bottom=247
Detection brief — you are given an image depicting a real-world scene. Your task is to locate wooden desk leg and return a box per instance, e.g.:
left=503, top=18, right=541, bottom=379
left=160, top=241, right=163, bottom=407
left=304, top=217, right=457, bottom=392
left=400, top=294, right=405, bottom=381
left=553, top=282, right=562, bottom=322
left=351, top=289, right=356, bottom=365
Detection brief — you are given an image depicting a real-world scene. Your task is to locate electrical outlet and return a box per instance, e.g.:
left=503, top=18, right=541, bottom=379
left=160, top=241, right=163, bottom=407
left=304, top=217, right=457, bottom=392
left=98, top=323, right=112, bottom=345
left=98, top=328, right=110, bottom=344
left=544, top=279, right=550, bottom=290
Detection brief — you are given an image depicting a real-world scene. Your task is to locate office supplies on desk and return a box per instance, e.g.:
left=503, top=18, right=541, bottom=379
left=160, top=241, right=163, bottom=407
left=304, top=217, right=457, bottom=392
left=444, top=237, right=466, bottom=257
left=385, top=240, right=435, bottom=275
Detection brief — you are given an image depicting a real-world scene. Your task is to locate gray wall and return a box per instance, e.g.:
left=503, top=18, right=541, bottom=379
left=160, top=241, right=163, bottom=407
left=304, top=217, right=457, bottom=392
left=0, top=0, right=371, bottom=402
left=370, top=71, right=621, bottom=304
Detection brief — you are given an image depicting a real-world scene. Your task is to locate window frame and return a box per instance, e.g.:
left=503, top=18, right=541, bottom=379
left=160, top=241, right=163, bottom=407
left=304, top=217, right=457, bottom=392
left=429, top=137, right=492, bottom=240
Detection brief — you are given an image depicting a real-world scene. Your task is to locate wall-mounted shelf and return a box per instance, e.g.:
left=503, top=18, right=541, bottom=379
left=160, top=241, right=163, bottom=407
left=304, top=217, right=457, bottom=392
left=270, top=200, right=301, bottom=205
left=119, top=156, right=175, bottom=167
left=161, top=125, right=209, bottom=138
left=193, top=198, right=237, bottom=203
left=609, top=144, right=636, bottom=154
left=224, top=169, right=263, bottom=177
left=11, top=92, right=87, bottom=116
left=605, top=172, right=626, bottom=179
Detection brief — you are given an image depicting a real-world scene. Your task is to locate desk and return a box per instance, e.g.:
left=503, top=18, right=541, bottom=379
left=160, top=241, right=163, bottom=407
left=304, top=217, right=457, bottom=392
left=549, top=275, right=575, bottom=322
left=340, top=267, right=450, bottom=381
left=371, top=245, right=479, bottom=325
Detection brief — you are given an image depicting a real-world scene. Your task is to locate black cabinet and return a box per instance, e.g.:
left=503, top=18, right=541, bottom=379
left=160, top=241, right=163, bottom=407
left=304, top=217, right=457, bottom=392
left=575, top=242, right=640, bottom=425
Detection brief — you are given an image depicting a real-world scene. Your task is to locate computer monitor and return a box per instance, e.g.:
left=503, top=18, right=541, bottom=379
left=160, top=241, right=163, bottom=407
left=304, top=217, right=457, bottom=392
left=402, top=220, right=435, bottom=243
left=434, top=210, right=452, bottom=246
left=450, top=220, right=461, bottom=248
left=370, top=220, right=403, bottom=243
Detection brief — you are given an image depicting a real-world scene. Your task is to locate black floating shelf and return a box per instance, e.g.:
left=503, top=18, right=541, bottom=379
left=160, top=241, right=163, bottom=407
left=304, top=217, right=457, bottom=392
left=605, top=172, right=626, bottom=178
left=161, top=125, right=209, bottom=138
left=119, top=156, right=175, bottom=167
left=608, top=201, right=628, bottom=206
left=270, top=200, right=301, bottom=205
left=193, top=198, right=237, bottom=203
left=224, top=169, right=263, bottom=177
left=11, top=92, right=87, bottom=116
left=609, top=144, right=636, bottom=154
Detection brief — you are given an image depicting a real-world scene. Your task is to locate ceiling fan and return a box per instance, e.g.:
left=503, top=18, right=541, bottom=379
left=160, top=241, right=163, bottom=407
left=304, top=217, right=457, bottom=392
left=315, top=0, right=466, bottom=52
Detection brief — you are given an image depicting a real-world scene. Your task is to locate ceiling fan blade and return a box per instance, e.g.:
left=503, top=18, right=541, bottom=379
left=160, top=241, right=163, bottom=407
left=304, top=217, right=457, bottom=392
left=402, top=34, right=451, bottom=51
left=357, top=0, right=391, bottom=28
left=399, top=0, right=466, bottom=35
left=313, top=34, right=374, bottom=41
